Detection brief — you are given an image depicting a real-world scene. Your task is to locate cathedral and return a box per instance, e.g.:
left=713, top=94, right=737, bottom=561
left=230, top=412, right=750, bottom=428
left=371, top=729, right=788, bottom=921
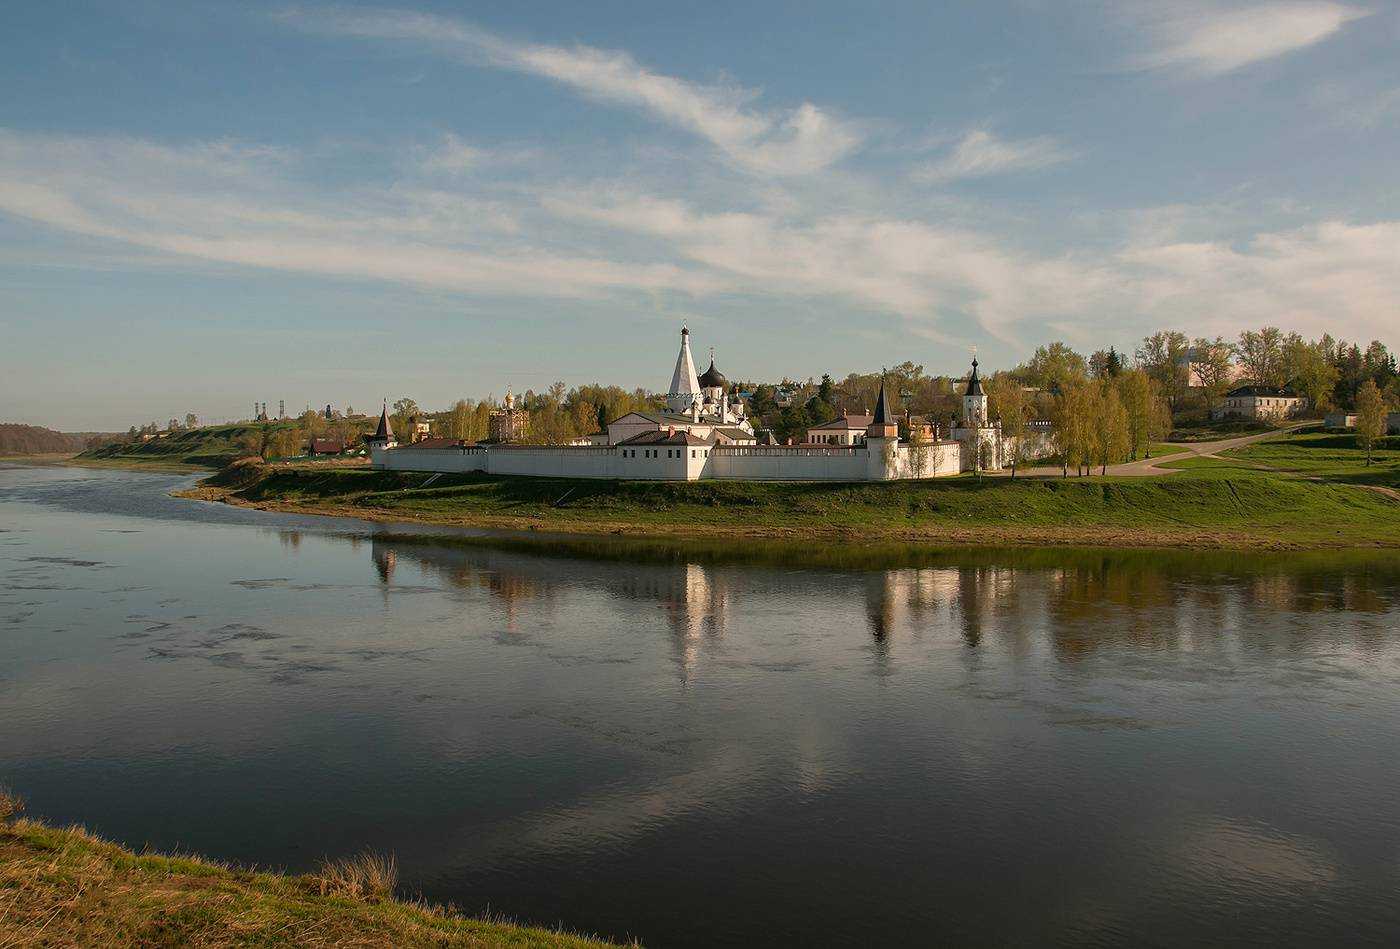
left=664, top=326, right=752, bottom=430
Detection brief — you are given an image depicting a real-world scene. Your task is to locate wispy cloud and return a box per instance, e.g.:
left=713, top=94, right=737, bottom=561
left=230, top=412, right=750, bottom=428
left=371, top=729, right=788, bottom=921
left=417, top=132, right=482, bottom=174
left=0, top=129, right=714, bottom=299
left=1125, top=2, right=1368, bottom=77
left=4, top=126, right=1399, bottom=352
left=278, top=6, right=861, bottom=176
left=541, top=189, right=1118, bottom=343
left=911, top=130, right=1073, bottom=185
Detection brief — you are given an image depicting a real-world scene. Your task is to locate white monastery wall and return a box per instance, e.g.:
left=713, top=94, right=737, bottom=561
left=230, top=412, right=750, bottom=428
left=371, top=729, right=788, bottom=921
left=373, top=441, right=969, bottom=482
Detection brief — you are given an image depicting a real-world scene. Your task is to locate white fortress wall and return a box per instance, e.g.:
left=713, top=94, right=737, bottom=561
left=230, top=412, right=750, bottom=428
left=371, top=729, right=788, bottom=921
left=373, top=441, right=968, bottom=481
left=706, top=445, right=870, bottom=481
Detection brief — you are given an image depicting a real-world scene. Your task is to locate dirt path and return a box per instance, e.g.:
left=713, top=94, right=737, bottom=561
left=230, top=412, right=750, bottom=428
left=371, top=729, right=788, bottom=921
left=992, top=423, right=1308, bottom=479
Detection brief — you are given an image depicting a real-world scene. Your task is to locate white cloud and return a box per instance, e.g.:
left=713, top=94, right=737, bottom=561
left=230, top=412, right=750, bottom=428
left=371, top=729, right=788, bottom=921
left=1120, top=219, right=1400, bottom=340
left=542, top=190, right=1119, bottom=343
left=279, top=6, right=861, bottom=176
left=417, top=133, right=482, bottom=174
left=1127, top=2, right=1368, bottom=77
left=0, top=129, right=715, bottom=299
left=911, top=129, right=1073, bottom=185
left=4, top=128, right=1398, bottom=354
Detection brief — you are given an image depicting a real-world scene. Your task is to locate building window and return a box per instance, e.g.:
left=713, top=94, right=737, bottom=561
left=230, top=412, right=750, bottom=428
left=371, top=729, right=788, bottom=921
left=691, top=449, right=696, bottom=458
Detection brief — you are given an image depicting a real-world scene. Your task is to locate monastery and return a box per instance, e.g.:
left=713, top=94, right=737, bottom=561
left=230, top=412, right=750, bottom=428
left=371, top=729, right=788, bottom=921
left=371, top=327, right=1013, bottom=481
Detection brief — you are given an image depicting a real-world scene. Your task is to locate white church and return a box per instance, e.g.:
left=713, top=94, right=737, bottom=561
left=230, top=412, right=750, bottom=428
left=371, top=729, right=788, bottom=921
left=371, top=327, right=1012, bottom=481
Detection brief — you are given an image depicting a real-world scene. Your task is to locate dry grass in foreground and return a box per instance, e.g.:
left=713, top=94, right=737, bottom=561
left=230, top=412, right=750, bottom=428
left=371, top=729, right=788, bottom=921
left=0, top=789, right=619, bottom=948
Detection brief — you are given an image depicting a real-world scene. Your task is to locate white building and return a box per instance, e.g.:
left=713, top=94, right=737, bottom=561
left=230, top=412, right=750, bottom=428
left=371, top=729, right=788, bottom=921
left=1325, top=412, right=1357, bottom=429
left=807, top=414, right=871, bottom=445
left=950, top=358, right=1005, bottom=471
left=1212, top=386, right=1304, bottom=421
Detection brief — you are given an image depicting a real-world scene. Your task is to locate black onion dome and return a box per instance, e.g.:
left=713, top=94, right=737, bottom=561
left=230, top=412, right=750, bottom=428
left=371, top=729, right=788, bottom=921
left=698, top=359, right=727, bottom=389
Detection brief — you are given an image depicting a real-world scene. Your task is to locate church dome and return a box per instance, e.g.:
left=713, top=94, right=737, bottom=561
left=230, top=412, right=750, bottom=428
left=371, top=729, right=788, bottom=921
left=698, top=359, right=727, bottom=389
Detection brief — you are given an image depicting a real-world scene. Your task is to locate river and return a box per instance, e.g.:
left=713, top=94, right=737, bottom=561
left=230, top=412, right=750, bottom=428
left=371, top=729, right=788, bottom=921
left=3, top=463, right=1399, bottom=946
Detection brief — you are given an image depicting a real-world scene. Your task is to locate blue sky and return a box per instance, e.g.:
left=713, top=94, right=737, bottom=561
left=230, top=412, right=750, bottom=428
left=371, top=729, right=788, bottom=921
left=3, top=0, right=1398, bottom=429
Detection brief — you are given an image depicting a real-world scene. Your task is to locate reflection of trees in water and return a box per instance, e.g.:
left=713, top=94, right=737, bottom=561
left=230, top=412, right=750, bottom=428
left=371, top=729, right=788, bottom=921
left=278, top=530, right=302, bottom=551
left=366, top=537, right=731, bottom=661
left=862, top=559, right=1399, bottom=664
left=365, top=536, right=1400, bottom=667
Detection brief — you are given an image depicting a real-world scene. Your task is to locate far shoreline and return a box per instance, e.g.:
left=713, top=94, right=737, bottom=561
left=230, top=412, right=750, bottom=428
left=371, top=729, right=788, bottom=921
left=169, top=462, right=1400, bottom=553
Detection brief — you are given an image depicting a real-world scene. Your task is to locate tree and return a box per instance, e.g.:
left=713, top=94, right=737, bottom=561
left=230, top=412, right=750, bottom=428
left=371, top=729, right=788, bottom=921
left=1282, top=336, right=1338, bottom=414
left=1236, top=327, right=1285, bottom=387
left=238, top=425, right=273, bottom=460
left=1089, top=347, right=1124, bottom=379
left=1190, top=337, right=1235, bottom=413
left=1021, top=342, right=1088, bottom=393
left=1355, top=379, right=1386, bottom=466
left=184, top=413, right=198, bottom=430
left=906, top=425, right=929, bottom=478
left=985, top=373, right=1028, bottom=478
left=1135, top=331, right=1190, bottom=414
left=1095, top=381, right=1130, bottom=476
left=1051, top=378, right=1097, bottom=476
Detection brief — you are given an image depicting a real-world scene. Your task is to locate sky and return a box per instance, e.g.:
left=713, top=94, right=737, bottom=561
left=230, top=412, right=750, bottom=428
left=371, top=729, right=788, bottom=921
left=2, top=1, right=1398, bottom=429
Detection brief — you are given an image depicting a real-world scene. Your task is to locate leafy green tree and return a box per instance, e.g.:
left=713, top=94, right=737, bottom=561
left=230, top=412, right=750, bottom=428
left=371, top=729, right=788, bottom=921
left=1190, top=337, right=1235, bottom=414
left=1095, top=381, right=1130, bottom=475
left=1022, top=342, right=1088, bottom=394
left=985, top=372, right=1028, bottom=478
left=1136, top=331, right=1190, bottom=414
left=1236, top=327, right=1285, bottom=387
left=1355, top=379, right=1387, bottom=466
left=1282, top=336, right=1339, bottom=414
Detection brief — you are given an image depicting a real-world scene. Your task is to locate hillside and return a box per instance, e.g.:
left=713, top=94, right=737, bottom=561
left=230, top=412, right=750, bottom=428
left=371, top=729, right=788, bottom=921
left=0, top=423, right=115, bottom=456
left=185, top=454, right=1400, bottom=550
left=0, top=792, right=614, bottom=948
left=78, top=422, right=298, bottom=469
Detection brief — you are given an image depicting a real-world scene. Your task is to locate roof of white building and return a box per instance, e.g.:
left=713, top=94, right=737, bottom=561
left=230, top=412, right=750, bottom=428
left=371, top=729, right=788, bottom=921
left=1225, top=385, right=1299, bottom=397
left=616, top=430, right=713, bottom=447
left=809, top=414, right=873, bottom=430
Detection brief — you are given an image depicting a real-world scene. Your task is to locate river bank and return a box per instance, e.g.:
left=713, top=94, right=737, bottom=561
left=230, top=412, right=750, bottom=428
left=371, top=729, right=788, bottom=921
left=0, top=792, right=613, bottom=948
left=176, top=456, right=1400, bottom=550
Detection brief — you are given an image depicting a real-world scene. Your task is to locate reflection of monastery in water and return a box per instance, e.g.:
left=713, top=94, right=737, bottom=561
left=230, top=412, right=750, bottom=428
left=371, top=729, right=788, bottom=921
left=365, top=536, right=1400, bottom=674
left=371, top=328, right=1033, bottom=481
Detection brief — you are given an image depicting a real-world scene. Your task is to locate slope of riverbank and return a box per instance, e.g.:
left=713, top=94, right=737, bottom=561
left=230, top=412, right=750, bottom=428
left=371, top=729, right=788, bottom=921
left=0, top=797, right=613, bottom=948
left=180, top=456, right=1400, bottom=549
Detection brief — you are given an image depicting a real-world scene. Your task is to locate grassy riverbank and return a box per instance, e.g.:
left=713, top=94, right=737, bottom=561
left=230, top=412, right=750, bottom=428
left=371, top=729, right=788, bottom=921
left=76, top=422, right=302, bottom=470
left=182, top=450, right=1400, bottom=549
left=0, top=793, right=613, bottom=947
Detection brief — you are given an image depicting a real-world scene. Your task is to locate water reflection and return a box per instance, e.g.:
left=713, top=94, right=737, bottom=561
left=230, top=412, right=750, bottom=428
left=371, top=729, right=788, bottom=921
left=6, top=464, right=1400, bottom=948
left=367, top=533, right=1400, bottom=676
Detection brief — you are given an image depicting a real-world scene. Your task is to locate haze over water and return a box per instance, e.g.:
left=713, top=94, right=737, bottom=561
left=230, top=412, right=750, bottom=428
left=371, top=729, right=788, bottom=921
left=3, top=464, right=1399, bottom=947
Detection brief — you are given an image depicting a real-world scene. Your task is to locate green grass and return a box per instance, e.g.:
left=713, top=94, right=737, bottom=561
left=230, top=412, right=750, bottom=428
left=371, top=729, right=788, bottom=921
left=1147, top=442, right=1188, bottom=458
left=0, top=793, right=617, bottom=947
left=1167, top=419, right=1278, bottom=442
left=209, top=460, right=1400, bottom=548
left=1225, top=429, right=1400, bottom=489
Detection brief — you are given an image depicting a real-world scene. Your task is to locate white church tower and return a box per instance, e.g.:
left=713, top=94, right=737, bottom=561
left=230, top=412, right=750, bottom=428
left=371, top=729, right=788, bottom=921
left=666, top=326, right=702, bottom=413
left=964, top=357, right=988, bottom=426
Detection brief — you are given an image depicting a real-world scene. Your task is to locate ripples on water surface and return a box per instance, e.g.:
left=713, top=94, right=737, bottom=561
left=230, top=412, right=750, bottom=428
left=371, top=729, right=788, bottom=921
left=2, top=463, right=1399, bottom=947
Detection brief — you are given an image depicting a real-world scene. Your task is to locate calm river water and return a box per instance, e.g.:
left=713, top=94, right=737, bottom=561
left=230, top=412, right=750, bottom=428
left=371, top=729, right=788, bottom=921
left=3, top=463, right=1400, bottom=946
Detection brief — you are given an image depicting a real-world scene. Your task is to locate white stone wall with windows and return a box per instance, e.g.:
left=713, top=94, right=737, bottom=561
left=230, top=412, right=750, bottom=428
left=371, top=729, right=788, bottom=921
left=373, top=439, right=961, bottom=482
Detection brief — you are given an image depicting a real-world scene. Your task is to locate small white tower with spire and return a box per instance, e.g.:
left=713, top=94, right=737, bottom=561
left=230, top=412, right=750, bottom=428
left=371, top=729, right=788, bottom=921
left=964, top=356, right=988, bottom=427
